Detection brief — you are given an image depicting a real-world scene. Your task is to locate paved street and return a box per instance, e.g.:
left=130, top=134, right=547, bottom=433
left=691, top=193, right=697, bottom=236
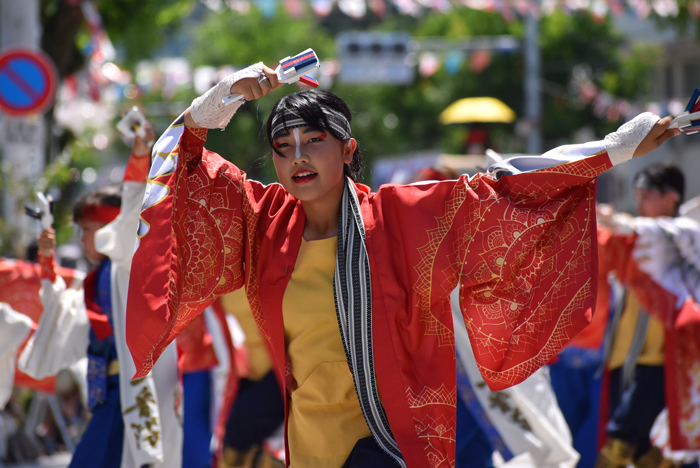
left=2, top=453, right=70, bottom=468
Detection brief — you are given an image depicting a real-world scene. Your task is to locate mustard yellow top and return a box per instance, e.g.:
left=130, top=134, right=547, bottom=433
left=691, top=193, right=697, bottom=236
left=608, top=291, right=665, bottom=370
left=283, top=236, right=371, bottom=468
left=221, top=288, right=272, bottom=381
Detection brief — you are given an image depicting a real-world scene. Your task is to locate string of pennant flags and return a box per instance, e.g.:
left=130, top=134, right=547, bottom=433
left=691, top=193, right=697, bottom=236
left=72, top=0, right=694, bottom=83
left=209, top=0, right=699, bottom=19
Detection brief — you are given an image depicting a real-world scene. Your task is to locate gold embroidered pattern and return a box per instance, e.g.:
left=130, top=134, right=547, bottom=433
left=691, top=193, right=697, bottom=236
left=406, top=384, right=457, bottom=408
left=413, top=183, right=469, bottom=348
left=124, top=386, right=160, bottom=449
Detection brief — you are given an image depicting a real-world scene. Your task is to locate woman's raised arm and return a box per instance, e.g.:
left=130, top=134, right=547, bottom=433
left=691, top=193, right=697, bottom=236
left=183, top=62, right=280, bottom=130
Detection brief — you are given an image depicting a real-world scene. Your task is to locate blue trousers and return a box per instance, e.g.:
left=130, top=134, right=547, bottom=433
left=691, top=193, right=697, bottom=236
left=69, top=375, right=124, bottom=468
left=607, top=366, right=665, bottom=459
left=183, top=370, right=214, bottom=468
left=456, top=394, right=495, bottom=468
left=341, top=437, right=398, bottom=467
left=549, top=347, right=603, bottom=468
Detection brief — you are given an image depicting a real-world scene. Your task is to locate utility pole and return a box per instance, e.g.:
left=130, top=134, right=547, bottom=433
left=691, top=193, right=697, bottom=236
left=524, top=11, right=542, bottom=154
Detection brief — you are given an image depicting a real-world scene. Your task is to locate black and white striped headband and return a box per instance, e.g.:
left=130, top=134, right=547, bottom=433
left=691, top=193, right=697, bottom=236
left=271, top=106, right=352, bottom=140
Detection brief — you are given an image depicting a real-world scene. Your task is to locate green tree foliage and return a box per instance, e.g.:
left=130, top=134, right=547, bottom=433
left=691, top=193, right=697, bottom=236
left=41, top=0, right=197, bottom=73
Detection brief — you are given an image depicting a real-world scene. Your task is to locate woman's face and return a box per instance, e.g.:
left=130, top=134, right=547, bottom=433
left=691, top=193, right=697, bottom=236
left=272, top=126, right=355, bottom=203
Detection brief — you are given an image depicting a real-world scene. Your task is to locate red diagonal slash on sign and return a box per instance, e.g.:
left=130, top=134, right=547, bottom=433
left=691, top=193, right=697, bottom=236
left=0, top=62, right=42, bottom=103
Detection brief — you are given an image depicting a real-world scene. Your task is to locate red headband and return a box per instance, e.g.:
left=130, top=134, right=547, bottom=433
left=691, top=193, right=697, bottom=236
left=81, top=205, right=121, bottom=224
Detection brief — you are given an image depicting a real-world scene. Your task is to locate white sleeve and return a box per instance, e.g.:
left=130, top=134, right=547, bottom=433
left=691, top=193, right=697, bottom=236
left=633, top=216, right=700, bottom=305
left=633, top=217, right=700, bottom=271
left=660, top=217, right=700, bottom=272
left=487, top=113, right=660, bottom=177
left=487, top=140, right=608, bottom=178
left=18, top=277, right=90, bottom=379
left=0, top=303, right=33, bottom=408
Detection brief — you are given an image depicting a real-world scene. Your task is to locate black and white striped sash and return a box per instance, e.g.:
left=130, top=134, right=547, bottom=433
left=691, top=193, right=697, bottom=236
left=333, top=179, right=406, bottom=467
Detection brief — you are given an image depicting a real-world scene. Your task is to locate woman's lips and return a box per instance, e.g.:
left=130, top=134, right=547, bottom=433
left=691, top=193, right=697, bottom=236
left=292, top=171, right=318, bottom=184
left=292, top=172, right=318, bottom=184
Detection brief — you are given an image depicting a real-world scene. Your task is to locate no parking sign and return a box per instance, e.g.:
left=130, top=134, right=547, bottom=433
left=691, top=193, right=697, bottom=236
left=0, top=48, right=57, bottom=117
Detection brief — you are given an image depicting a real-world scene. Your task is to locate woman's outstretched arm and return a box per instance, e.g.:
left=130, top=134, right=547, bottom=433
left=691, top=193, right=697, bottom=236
left=372, top=112, right=679, bottom=391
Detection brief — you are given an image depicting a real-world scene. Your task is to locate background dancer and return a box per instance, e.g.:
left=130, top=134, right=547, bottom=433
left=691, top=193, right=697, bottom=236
left=127, top=61, right=679, bottom=468
left=595, top=164, right=700, bottom=468
left=19, top=123, right=183, bottom=468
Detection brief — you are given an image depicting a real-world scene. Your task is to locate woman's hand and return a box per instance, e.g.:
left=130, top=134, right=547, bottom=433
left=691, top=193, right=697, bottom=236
left=38, top=229, right=56, bottom=258
left=186, top=62, right=281, bottom=130
left=633, top=115, right=681, bottom=158
left=229, top=64, right=281, bottom=101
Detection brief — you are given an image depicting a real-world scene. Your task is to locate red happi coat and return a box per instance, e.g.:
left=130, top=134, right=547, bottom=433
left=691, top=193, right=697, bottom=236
left=598, top=227, right=700, bottom=451
left=127, top=123, right=613, bottom=467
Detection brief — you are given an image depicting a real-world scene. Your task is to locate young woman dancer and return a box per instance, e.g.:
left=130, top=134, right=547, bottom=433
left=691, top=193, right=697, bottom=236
left=126, top=62, right=679, bottom=468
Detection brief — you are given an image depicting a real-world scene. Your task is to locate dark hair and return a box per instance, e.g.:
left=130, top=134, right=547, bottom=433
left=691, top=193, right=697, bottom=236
left=265, top=89, right=364, bottom=182
left=73, top=185, right=122, bottom=223
left=634, top=164, right=685, bottom=207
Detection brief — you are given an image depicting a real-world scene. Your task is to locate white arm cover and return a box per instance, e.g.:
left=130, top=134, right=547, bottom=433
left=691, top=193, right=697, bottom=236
left=603, top=112, right=660, bottom=165
left=18, top=277, right=89, bottom=379
left=0, top=303, right=33, bottom=408
left=190, top=62, right=264, bottom=129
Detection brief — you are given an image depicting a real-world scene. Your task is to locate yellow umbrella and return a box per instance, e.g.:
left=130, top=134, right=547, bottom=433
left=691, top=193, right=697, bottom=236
left=439, top=97, right=516, bottom=124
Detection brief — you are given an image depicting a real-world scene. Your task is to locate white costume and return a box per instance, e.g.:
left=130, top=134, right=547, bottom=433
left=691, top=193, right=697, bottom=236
left=0, top=302, right=34, bottom=408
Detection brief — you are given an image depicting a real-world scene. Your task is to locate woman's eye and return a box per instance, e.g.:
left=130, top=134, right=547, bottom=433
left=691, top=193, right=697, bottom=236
left=274, top=142, right=290, bottom=148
